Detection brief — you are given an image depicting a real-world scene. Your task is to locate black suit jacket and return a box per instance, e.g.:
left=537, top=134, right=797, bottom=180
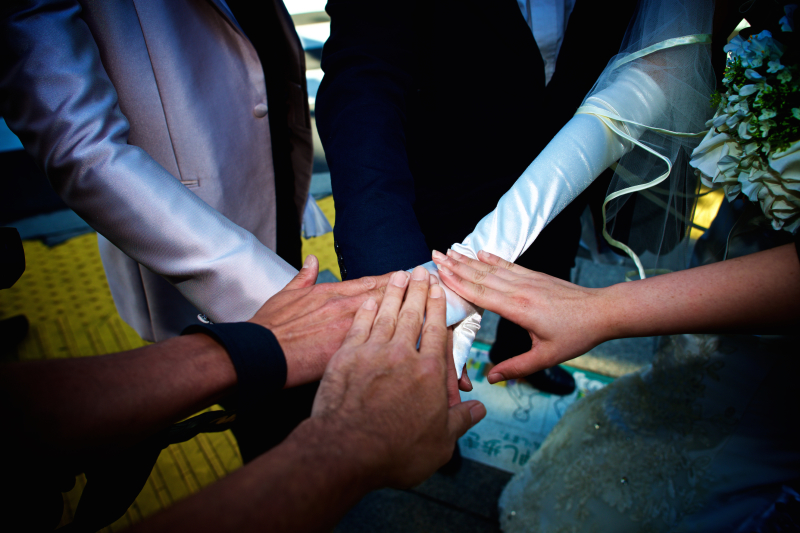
left=317, top=0, right=637, bottom=279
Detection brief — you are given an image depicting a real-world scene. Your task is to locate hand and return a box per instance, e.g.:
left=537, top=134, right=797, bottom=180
left=311, top=266, right=487, bottom=489
left=432, top=249, right=609, bottom=384
left=249, top=255, right=392, bottom=387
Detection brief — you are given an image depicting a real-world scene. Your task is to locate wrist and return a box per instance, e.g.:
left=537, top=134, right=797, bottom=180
left=285, top=417, right=383, bottom=494
left=176, top=333, right=238, bottom=402
left=593, top=283, right=634, bottom=341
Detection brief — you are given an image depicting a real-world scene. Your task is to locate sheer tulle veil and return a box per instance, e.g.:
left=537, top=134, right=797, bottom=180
left=585, top=0, right=716, bottom=275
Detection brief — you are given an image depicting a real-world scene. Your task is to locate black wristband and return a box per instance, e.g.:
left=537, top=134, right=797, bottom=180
left=181, top=322, right=287, bottom=410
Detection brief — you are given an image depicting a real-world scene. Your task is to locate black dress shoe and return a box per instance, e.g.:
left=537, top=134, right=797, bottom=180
left=521, top=366, right=576, bottom=396
left=490, top=316, right=576, bottom=396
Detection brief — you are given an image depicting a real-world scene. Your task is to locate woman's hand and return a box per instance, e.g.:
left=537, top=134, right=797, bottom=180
left=432, top=249, right=614, bottom=384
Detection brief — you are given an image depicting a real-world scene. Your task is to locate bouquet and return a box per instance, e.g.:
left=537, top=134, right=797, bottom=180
left=690, top=5, right=800, bottom=233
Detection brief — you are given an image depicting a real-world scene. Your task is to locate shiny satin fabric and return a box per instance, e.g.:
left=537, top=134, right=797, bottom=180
left=1, top=0, right=312, bottom=341
left=413, top=261, right=481, bottom=378
left=452, top=68, right=666, bottom=267
left=433, top=68, right=666, bottom=373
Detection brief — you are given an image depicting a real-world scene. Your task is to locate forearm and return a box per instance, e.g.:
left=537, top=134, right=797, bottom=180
left=0, top=334, right=235, bottom=461
left=130, top=418, right=373, bottom=533
left=601, top=244, right=800, bottom=338
left=454, top=67, right=664, bottom=264
left=1, top=1, right=296, bottom=322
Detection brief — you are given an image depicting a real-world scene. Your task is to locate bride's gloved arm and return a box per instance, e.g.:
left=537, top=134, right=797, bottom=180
left=439, top=67, right=667, bottom=376
left=451, top=67, right=666, bottom=264
left=434, top=244, right=800, bottom=382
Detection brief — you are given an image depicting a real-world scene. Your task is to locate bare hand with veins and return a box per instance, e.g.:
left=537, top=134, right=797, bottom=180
left=311, top=265, right=487, bottom=490
left=248, top=254, right=394, bottom=388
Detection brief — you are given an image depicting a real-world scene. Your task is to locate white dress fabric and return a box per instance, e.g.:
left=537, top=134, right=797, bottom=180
left=499, top=333, right=800, bottom=532
left=459, top=0, right=800, bottom=530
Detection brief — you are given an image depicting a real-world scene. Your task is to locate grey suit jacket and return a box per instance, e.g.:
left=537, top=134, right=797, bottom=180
left=1, top=0, right=313, bottom=341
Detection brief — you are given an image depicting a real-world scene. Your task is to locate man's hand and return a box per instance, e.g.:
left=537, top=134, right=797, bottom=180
left=310, top=266, right=487, bottom=489
left=248, top=255, right=392, bottom=387
left=433, top=249, right=608, bottom=384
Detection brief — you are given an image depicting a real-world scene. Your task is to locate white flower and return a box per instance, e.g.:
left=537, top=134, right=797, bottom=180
left=792, top=108, right=800, bottom=120
left=738, top=84, right=760, bottom=96
left=780, top=5, right=797, bottom=32
left=758, top=109, right=777, bottom=121
left=744, top=69, right=764, bottom=81
left=723, top=35, right=750, bottom=59
left=760, top=119, right=776, bottom=136
left=767, top=59, right=785, bottom=73
left=778, top=69, right=792, bottom=83
left=750, top=31, right=785, bottom=60
left=690, top=113, right=800, bottom=233
left=738, top=119, right=753, bottom=139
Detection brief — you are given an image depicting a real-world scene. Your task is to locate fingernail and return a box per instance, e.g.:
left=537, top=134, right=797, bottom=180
left=469, top=402, right=487, bottom=423
left=430, top=284, right=444, bottom=298
left=363, top=297, right=377, bottom=310
left=430, top=274, right=439, bottom=285
left=437, top=264, right=453, bottom=276
left=302, top=255, right=313, bottom=268
left=432, top=249, right=447, bottom=262
left=447, top=248, right=462, bottom=260
left=462, top=371, right=473, bottom=390
left=411, top=265, right=427, bottom=280
left=392, top=271, right=409, bottom=287
left=487, top=373, right=504, bottom=384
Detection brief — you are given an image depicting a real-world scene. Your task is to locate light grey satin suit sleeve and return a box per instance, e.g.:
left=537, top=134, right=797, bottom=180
left=1, top=0, right=311, bottom=341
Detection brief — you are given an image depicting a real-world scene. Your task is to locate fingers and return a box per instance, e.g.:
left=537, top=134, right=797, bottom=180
left=458, top=364, right=473, bottom=392
left=369, top=270, right=410, bottom=343
left=419, top=284, right=448, bottom=358
left=433, top=250, right=514, bottom=289
left=333, top=271, right=394, bottom=297
left=475, top=249, right=529, bottom=276
left=487, top=349, right=548, bottom=384
left=282, top=255, right=320, bottom=290
left=444, top=249, right=516, bottom=282
left=447, top=400, right=486, bottom=440
left=392, top=266, right=432, bottom=345
left=432, top=254, right=509, bottom=313
left=340, top=297, right=379, bottom=349
left=443, top=325, right=462, bottom=407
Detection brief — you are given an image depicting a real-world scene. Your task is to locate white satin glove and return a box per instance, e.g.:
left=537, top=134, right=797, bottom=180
left=406, top=262, right=480, bottom=379
left=443, top=68, right=667, bottom=374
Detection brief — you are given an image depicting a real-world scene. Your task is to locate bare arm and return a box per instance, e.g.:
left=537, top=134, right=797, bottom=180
left=127, top=267, right=485, bottom=533
left=1, top=259, right=390, bottom=464
left=433, top=245, right=800, bottom=382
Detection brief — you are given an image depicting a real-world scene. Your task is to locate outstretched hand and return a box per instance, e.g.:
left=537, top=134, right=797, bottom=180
left=311, top=266, right=486, bottom=489
left=432, top=249, right=610, bottom=384
left=248, top=255, right=392, bottom=387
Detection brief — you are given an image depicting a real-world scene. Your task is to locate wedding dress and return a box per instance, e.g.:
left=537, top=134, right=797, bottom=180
left=433, top=0, right=717, bottom=375
left=446, top=0, right=800, bottom=530
left=499, top=332, right=800, bottom=532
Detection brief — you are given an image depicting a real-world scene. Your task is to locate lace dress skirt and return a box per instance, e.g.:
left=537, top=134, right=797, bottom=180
left=499, top=334, right=799, bottom=533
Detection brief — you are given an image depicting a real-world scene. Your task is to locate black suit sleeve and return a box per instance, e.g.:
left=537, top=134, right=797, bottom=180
left=316, top=0, right=431, bottom=279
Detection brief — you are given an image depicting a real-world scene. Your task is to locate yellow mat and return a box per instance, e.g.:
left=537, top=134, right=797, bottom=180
left=0, top=197, right=338, bottom=530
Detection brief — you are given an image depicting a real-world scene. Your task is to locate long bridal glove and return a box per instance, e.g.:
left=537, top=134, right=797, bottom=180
left=443, top=68, right=668, bottom=374
left=407, top=262, right=481, bottom=379
left=453, top=67, right=667, bottom=262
